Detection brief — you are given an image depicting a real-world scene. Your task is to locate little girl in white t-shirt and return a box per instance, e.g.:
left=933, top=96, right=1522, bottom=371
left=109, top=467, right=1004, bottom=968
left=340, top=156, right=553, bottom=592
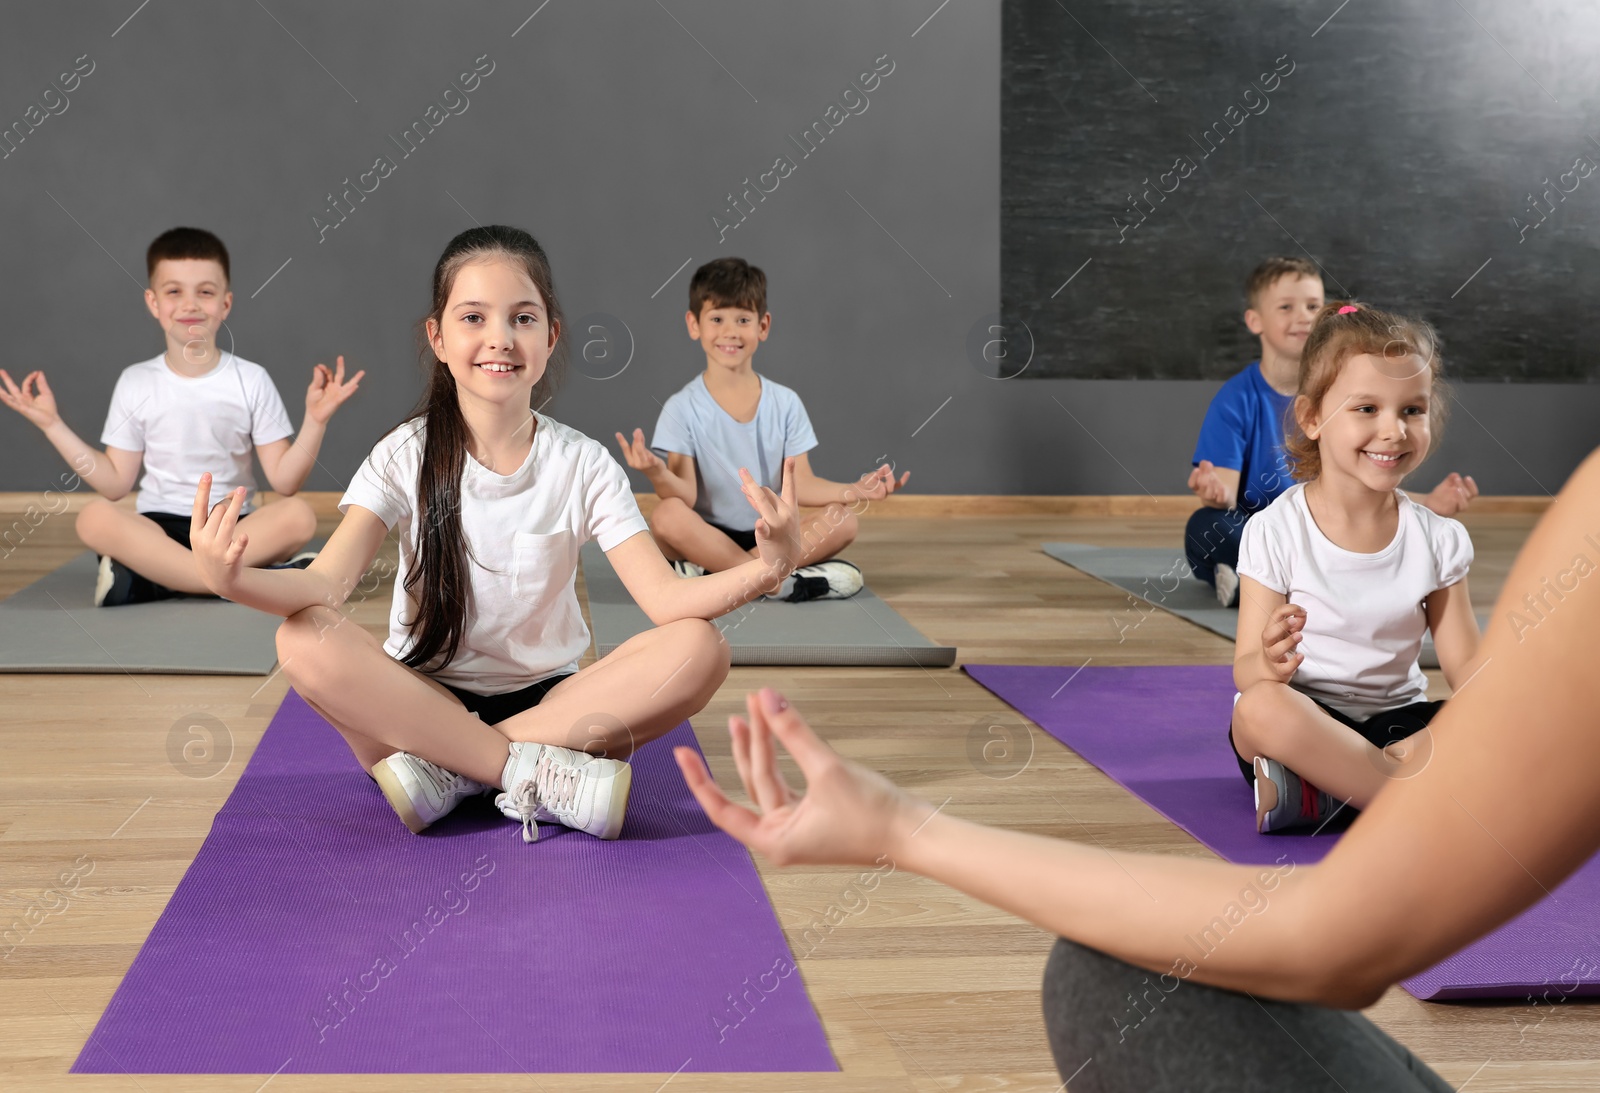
left=1229, top=302, right=1482, bottom=833
left=188, top=225, right=803, bottom=842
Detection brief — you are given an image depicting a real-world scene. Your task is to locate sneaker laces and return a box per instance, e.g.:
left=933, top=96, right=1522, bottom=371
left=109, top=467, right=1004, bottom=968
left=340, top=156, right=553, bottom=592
left=508, top=753, right=585, bottom=843
left=416, top=756, right=475, bottom=797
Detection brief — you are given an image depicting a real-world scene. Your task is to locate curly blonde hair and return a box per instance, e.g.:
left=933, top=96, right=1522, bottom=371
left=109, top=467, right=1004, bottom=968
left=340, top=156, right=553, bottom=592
left=1284, top=301, right=1451, bottom=481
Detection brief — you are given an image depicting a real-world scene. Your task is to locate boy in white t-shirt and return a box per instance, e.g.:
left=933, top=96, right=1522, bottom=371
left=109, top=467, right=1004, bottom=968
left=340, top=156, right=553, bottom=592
left=613, top=257, right=909, bottom=603
left=0, top=227, right=362, bottom=605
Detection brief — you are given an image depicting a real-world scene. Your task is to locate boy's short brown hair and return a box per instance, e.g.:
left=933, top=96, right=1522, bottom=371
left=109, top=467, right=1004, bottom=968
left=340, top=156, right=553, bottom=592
left=147, top=227, right=230, bottom=286
left=689, top=257, right=766, bottom=317
left=1245, top=256, right=1320, bottom=309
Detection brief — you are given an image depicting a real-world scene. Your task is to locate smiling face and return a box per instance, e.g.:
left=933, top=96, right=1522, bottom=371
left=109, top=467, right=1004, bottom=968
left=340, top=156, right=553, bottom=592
left=1297, top=351, right=1434, bottom=492
left=686, top=302, right=770, bottom=369
left=426, top=258, right=557, bottom=412
left=145, top=258, right=232, bottom=358
left=1245, top=274, right=1324, bottom=362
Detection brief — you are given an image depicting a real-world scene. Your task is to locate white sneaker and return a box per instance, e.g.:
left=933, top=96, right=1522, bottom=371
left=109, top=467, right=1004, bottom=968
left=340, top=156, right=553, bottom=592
left=670, top=558, right=707, bottom=578
left=371, top=753, right=489, bottom=834
left=496, top=741, right=633, bottom=842
left=786, top=559, right=863, bottom=602
left=1214, top=563, right=1240, bottom=608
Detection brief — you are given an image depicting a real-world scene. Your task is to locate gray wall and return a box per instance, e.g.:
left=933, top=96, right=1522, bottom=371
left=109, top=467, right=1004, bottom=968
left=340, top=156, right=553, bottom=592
left=1, top=2, right=1593, bottom=499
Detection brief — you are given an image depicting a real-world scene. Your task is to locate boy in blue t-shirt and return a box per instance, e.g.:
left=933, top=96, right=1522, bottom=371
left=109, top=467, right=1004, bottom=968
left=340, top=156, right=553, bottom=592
left=614, top=258, right=908, bottom=602
left=1186, top=257, right=1479, bottom=606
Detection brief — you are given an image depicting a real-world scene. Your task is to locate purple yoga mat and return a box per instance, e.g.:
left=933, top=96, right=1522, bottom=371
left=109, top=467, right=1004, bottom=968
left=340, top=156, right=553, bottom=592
left=965, top=663, right=1600, bottom=1002
left=74, top=690, right=835, bottom=1074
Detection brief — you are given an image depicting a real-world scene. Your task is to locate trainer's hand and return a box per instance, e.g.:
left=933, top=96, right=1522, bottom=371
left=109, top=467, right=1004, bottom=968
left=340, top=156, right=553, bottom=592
left=674, top=688, right=920, bottom=868
left=613, top=428, right=665, bottom=475
left=745, top=457, right=801, bottom=585
left=0, top=370, right=62, bottom=430
left=849, top=464, right=911, bottom=503
left=305, top=355, right=364, bottom=424
left=190, top=474, right=249, bottom=596
left=1188, top=460, right=1231, bottom=507
left=1421, top=472, right=1479, bottom=518
left=1261, top=603, right=1306, bottom=682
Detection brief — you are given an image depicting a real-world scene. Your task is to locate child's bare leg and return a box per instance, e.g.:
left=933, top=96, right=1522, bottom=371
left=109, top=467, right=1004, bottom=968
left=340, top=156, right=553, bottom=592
left=76, top=496, right=317, bottom=592
left=229, top=496, right=318, bottom=562
left=1230, top=680, right=1390, bottom=807
left=649, top=497, right=760, bottom=572
left=276, top=605, right=514, bottom=785
left=497, top=618, right=731, bottom=756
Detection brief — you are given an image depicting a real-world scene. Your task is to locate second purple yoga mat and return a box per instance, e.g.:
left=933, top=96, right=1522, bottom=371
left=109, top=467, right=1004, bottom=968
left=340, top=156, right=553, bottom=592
left=965, top=663, right=1600, bottom=1001
left=74, top=690, right=835, bottom=1074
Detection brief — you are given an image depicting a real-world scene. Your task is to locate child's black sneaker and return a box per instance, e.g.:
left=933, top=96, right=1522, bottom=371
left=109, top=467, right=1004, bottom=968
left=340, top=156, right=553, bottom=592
left=265, top=550, right=319, bottom=571
left=93, top=555, right=171, bottom=608
left=786, top=559, right=863, bottom=603
left=670, top=558, right=707, bottom=578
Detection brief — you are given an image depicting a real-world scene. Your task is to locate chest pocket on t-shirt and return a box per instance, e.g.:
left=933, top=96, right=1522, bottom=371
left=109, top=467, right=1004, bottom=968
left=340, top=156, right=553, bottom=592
left=512, top=530, right=576, bottom=606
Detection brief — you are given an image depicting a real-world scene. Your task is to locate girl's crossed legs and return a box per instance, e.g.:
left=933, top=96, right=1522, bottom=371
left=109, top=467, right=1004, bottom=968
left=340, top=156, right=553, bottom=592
left=1229, top=679, right=1440, bottom=809
left=275, top=605, right=730, bottom=791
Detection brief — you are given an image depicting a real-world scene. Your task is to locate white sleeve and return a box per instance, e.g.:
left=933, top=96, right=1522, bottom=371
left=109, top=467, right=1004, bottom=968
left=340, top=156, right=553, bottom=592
left=1236, top=507, right=1289, bottom=594
left=246, top=368, right=295, bottom=445
left=100, top=369, right=146, bottom=451
left=582, top=444, right=650, bottom=551
left=338, top=425, right=420, bottom=529
left=1433, top=516, right=1475, bottom=589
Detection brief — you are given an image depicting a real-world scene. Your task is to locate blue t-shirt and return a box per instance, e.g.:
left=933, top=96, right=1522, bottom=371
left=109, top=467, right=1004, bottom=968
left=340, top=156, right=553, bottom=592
left=1192, top=361, right=1296, bottom=514
left=650, top=373, right=818, bottom=531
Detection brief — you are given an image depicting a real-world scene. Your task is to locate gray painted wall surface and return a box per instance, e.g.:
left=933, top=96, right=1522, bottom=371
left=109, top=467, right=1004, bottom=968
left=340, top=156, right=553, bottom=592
left=1, top=2, right=1592, bottom=501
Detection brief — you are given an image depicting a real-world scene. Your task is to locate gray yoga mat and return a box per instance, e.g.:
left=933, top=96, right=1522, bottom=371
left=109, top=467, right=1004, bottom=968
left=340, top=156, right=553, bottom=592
left=0, top=551, right=282, bottom=674
left=1043, top=543, right=1488, bottom=670
left=580, top=541, right=957, bottom=667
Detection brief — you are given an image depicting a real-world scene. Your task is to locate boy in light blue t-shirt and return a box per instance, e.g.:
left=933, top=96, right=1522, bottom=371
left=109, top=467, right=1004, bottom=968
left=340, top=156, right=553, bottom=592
left=615, top=258, right=908, bottom=602
left=1186, top=257, right=1478, bottom=607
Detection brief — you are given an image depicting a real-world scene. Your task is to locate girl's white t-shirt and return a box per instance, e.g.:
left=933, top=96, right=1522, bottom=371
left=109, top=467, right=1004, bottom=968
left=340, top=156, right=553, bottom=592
left=101, top=352, right=295, bottom=515
left=1237, top=482, right=1474, bottom=720
left=339, top=413, right=649, bottom=694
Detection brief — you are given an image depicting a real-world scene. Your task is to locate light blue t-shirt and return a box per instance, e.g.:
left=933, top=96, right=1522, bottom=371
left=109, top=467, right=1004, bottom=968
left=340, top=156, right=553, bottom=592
left=1192, top=361, right=1296, bottom=514
left=650, top=373, right=818, bottom=531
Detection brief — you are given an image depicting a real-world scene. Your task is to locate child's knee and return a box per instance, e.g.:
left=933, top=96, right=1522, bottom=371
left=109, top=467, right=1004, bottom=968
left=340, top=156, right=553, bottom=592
left=74, top=499, right=117, bottom=549
left=275, top=606, right=347, bottom=692
left=276, top=496, right=318, bottom=543
left=648, top=497, right=692, bottom=540
left=1232, top=681, right=1284, bottom=738
left=823, top=504, right=858, bottom=544
left=672, top=617, right=732, bottom=685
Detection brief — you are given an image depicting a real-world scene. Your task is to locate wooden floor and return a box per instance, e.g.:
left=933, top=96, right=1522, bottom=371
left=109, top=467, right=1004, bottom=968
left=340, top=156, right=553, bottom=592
left=3, top=501, right=1595, bottom=1091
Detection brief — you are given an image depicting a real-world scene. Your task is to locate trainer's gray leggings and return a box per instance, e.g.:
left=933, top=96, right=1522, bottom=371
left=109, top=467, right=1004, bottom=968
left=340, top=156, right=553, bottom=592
left=1041, top=938, right=1455, bottom=1092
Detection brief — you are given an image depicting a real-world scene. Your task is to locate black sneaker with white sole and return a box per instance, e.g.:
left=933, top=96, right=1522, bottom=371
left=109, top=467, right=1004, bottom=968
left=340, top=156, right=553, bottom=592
left=785, top=559, right=863, bottom=603
left=93, top=555, right=173, bottom=608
